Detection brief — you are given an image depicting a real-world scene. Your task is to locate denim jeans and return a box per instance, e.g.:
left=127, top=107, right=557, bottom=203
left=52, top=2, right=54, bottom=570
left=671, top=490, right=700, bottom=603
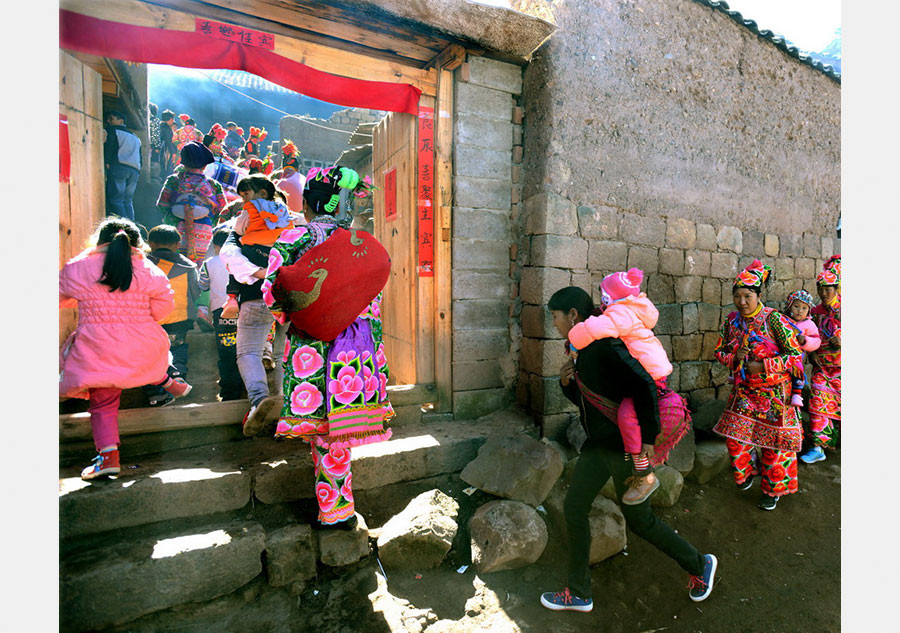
left=236, top=299, right=285, bottom=408
left=106, top=163, right=140, bottom=221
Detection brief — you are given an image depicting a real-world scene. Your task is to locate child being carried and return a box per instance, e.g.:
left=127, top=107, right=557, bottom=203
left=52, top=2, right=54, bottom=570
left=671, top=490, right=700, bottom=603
left=782, top=289, right=821, bottom=407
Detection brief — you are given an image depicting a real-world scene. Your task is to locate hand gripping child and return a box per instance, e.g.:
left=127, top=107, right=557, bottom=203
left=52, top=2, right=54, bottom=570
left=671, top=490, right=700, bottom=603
left=782, top=290, right=821, bottom=407
left=567, top=268, right=677, bottom=505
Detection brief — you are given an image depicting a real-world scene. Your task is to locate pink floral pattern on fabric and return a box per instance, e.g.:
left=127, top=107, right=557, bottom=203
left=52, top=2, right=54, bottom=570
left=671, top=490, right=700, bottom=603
left=340, top=473, right=354, bottom=502
left=322, top=447, right=352, bottom=478
left=266, top=248, right=284, bottom=276
left=363, top=366, right=379, bottom=402
left=290, top=382, right=324, bottom=415
left=292, top=345, right=325, bottom=379
left=315, top=481, right=340, bottom=511
left=278, top=227, right=308, bottom=245
left=329, top=366, right=364, bottom=405
left=261, top=279, right=275, bottom=308
left=375, top=344, right=387, bottom=369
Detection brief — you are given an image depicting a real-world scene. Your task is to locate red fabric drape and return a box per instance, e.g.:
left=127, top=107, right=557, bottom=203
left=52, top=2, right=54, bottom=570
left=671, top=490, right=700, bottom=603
left=60, top=114, right=71, bottom=183
left=59, top=9, right=421, bottom=115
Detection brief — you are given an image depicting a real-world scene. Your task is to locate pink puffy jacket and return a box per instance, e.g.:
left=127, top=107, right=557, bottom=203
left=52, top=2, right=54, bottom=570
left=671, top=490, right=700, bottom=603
left=568, top=294, right=673, bottom=381
left=59, top=246, right=175, bottom=399
left=789, top=317, right=821, bottom=352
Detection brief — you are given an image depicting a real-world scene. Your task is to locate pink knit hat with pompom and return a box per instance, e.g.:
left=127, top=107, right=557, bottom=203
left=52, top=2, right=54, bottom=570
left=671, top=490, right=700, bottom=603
left=600, top=268, right=644, bottom=305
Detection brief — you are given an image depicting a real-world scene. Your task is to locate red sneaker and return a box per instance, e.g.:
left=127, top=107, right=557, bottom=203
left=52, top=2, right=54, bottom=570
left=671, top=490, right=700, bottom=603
left=162, top=376, right=193, bottom=399
left=81, top=449, right=121, bottom=480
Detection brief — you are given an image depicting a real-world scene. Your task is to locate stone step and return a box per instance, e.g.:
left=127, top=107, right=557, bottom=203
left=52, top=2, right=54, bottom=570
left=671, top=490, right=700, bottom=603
left=59, top=409, right=535, bottom=541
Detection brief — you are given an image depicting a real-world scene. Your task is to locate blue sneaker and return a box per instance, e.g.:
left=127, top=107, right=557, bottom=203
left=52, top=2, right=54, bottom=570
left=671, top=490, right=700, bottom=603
left=688, top=554, right=717, bottom=602
left=540, top=587, right=593, bottom=612
left=800, top=446, right=826, bottom=464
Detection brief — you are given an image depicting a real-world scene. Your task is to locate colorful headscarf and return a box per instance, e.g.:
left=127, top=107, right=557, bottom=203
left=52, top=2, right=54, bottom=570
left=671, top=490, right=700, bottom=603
left=281, top=140, right=301, bottom=171
left=784, top=289, right=816, bottom=313
left=816, top=255, right=840, bottom=287
left=734, top=259, right=772, bottom=290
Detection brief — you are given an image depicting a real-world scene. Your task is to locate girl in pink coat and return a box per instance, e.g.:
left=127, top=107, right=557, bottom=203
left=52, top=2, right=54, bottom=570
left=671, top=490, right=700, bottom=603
left=782, top=290, right=821, bottom=407
left=567, top=268, right=676, bottom=505
left=60, top=218, right=193, bottom=480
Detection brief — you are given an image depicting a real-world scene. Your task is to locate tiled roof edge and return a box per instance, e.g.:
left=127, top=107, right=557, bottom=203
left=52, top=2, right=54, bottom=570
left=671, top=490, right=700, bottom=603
left=691, top=0, right=841, bottom=84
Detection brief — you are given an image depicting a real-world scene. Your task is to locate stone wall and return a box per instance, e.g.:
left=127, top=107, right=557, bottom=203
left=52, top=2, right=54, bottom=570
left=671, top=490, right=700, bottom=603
left=280, top=108, right=384, bottom=170
left=516, top=0, right=840, bottom=425
left=451, top=56, right=525, bottom=419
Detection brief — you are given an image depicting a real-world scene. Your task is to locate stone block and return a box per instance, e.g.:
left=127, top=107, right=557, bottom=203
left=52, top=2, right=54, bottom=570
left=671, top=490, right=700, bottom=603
left=696, top=223, right=717, bottom=250
left=512, top=105, right=523, bottom=124
left=650, top=465, right=685, bottom=508
left=520, top=336, right=567, bottom=377
left=265, top=524, right=317, bottom=587
left=743, top=230, right=765, bottom=257
left=795, top=257, right=816, bottom=280
left=530, top=374, right=579, bottom=416
left=665, top=427, right=695, bottom=475
left=685, top=250, right=711, bottom=276
left=530, top=234, right=589, bottom=269
left=821, top=237, right=834, bottom=260
left=541, top=413, right=575, bottom=444
left=679, top=361, right=711, bottom=390
left=452, top=360, right=504, bottom=391
left=619, top=214, right=666, bottom=247
left=453, top=271, right=510, bottom=300
left=803, top=232, right=822, bottom=258
left=455, top=144, right=512, bottom=179
left=571, top=269, right=592, bottom=293
left=666, top=218, right=696, bottom=249
left=588, top=240, right=628, bottom=272
left=698, top=302, right=722, bottom=332
left=710, top=252, right=738, bottom=279
left=716, top=226, right=743, bottom=253
left=701, top=278, right=720, bottom=304
left=60, top=521, right=266, bottom=632
left=587, top=496, right=627, bottom=564
left=318, top=514, right=370, bottom=566
left=469, top=500, right=548, bottom=572
left=655, top=304, right=683, bottom=335
left=687, top=440, right=731, bottom=484
left=461, top=430, right=564, bottom=506
left=453, top=239, right=510, bottom=271
left=520, top=266, right=571, bottom=305
left=513, top=124, right=523, bottom=145
left=647, top=274, right=675, bottom=304
left=465, top=55, right=523, bottom=94
left=665, top=357, right=679, bottom=390
left=453, top=388, right=509, bottom=419
left=627, top=246, right=659, bottom=274
left=456, top=82, right=513, bottom=120
left=520, top=304, right=557, bottom=339
left=717, top=384, right=733, bottom=400
left=453, top=300, right=509, bottom=330
left=577, top=205, right=619, bottom=239
left=453, top=207, right=510, bottom=241
left=674, top=276, right=702, bottom=303
left=689, top=388, right=716, bottom=409
left=566, top=417, right=587, bottom=453
left=455, top=176, right=510, bottom=211
left=455, top=114, right=513, bottom=152
left=682, top=303, right=699, bottom=334
left=721, top=281, right=735, bottom=307
left=672, top=334, right=702, bottom=361
left=524, top=192, right=578, bottom=236
left=658, top=248, right=684, bottom=276
left=453, top=329, right=508, bottom=361
left=657, top=334, right=672, bottom=359
left=701, top=332, right=720, bottom=360
left=692, top=399, right=727, bottom=432
left=765, top=234, right=780, bottom=257
left=780, top=234, right=803, bottom=257
left=377, top=489, right=459, bottom=570
left=710, top=361, right=730, bottom=386
left=774, top=257, right=794, bottom=281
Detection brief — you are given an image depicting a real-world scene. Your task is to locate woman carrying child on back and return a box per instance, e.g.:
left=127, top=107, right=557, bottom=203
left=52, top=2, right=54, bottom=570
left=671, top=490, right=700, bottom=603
left=566, top=268, right=690, bottom=505
left=781, top=289, right=821, bottom=408
left=59, top=218, right=192, bottom=480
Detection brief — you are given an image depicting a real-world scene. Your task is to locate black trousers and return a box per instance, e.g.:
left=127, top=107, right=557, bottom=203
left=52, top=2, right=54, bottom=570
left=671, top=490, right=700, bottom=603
left=212, top=308, right=242, bottom=399
left=565, top=438, right=706, bottom=598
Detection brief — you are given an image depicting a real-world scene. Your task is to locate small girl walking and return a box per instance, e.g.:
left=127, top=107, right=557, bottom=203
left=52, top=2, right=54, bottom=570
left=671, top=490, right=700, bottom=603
left=60, top=218, right=193, bottom=480
left=567, top=268, right=690, bottom=505
left=781, top=290, right=821, bottom=407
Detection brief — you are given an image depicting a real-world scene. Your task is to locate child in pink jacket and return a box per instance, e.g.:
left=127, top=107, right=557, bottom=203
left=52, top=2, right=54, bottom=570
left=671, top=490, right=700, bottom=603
left=782, top=289, right=821, bottom=407
left=567, top=268, right=673, bottom=505
left=60, top=218, right=193, bottom=480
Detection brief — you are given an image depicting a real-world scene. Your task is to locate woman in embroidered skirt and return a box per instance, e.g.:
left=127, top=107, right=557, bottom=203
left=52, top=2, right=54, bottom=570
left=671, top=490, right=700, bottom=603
left=713, top=260, right=805, bottom=511
left=260, top=165, right=394, bottom=529
left=800, top=255, right=841, bottom=464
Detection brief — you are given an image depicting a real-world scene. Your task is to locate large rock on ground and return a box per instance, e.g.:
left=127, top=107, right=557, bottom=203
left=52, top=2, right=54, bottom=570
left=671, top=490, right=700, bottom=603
left=688, top=440, right=731, bottom=484
left=469, top=500, right=548, bottom=572
left=60, top=521, right=266, bottom=632
left=460, top=431, right=564, bottom=506
left=665, top=426, right=696, bottom=475
left=692, top=399, right=728, bottom=432
left=317, top=513, right=370, bottom=566
left=650, top=465, right=684, bottom=508
left=377, top=489, right=459, bottom=570
left=588, top=496, right=627, bottom=564
left=265, top=523, right=317, bottom=587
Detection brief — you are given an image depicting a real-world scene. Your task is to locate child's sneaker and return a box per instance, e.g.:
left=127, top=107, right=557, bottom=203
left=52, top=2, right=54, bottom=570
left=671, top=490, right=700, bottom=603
left=791, top=393, right=804, bottom=407
left=758, top=495, right=779, bottom=511
left=221, top=296, right=239, bottom=319
left=799, top=446, right=826, bottom=464
left=540, top=588, right=593, bottom=612
left=148, top=393, right=175, bottom=407
left=81, top=448, right=120, bottom=480
left=621, top=471, right=660, bottom=506
left=242, top=396, right=280, bottom=437
left=737, top=475, right=755, bottom=491
left=688, top=554, right=718, bottom=602
left=162, top=376, right=193, bottom=399
left=262, top=342, right=276, bottom=370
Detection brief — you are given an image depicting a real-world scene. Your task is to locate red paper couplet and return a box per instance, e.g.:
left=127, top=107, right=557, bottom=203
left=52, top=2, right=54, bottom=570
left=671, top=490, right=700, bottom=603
left=195, top=18, right=275, bottom=50
left=59, top=114, right=71, bottom=183
left=384, top=168, right=397, bottom=222
left=417, top=106, right=435, bottom=277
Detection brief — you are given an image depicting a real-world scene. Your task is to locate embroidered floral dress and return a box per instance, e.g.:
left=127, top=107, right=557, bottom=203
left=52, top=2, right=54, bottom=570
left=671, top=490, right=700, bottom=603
left=157, top=166, right=226, bottom=264
left=808, top=296, right=841, bottom=448
left=262, top=217, right=394, bottom=524
left=713, top=306, right=805, bottom=497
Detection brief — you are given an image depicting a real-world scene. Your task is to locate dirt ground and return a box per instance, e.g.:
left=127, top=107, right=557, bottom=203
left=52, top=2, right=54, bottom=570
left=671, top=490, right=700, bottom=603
left=292, top=448, right=841, bottom=633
